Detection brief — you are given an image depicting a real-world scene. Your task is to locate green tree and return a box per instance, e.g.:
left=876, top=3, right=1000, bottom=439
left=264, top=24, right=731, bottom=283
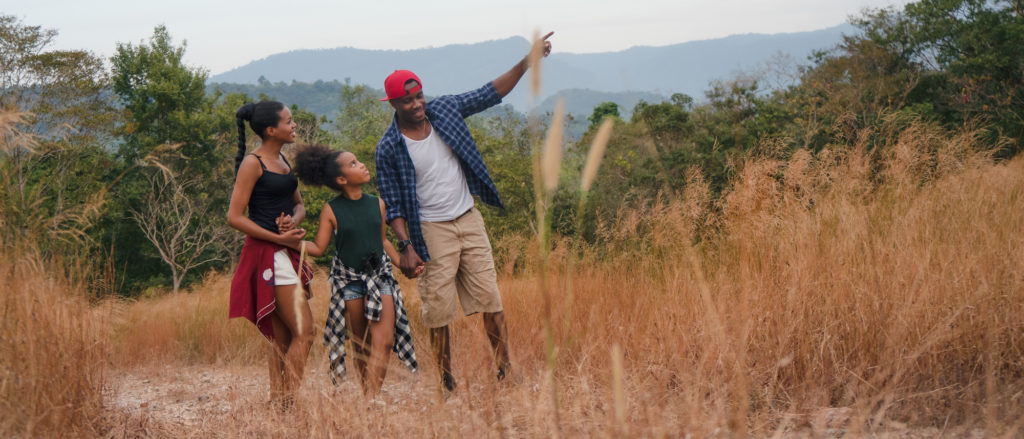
left=336, top=79, right=392, bottom=150
left=110, top=25, right=218, bottom=168
left=0, top=15, right=116, bottom=263
left=877, top=0, right=1024, bottom=154
left=472, top=107, right=536, bottom=240
left=587, top=101, right=620, bottom=129
left=108, top=26, right=237, bottom=293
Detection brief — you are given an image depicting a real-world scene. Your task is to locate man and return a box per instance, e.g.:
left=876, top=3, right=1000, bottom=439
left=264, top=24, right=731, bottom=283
left=375, top=32, right=553, bottom=395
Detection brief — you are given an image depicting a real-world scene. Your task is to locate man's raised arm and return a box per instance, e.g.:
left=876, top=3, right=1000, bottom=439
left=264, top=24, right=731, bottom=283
left=492, top=31, right=553, bottom=98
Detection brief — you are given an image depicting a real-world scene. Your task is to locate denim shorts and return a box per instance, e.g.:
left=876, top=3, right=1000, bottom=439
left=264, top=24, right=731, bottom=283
left=340, top=280, right=394, bottom=301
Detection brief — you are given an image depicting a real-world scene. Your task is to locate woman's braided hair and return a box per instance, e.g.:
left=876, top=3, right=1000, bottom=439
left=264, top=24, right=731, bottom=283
left=234, top=100, right=285, bottom=175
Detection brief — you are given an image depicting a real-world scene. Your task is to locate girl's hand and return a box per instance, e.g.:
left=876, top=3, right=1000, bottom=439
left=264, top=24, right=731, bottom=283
left=399, top=247, right=425, bottom=279
left=277, top=213, right=296, bottom=232
left=277, top=228, right=306, bottom=249
left=394, top=256, right=424, bottom=276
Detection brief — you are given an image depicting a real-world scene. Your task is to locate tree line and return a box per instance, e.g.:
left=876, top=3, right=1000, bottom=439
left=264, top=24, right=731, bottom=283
left=1, top=0, right=1020, bottom=296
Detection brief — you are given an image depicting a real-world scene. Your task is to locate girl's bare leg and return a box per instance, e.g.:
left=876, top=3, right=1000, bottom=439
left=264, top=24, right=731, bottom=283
left=345, top=298, right=370, bottom=392
left=366, top=295, right=396, bottom=398
left=272, top=284, right=314, bottom=396
left=268, top=313, right=292, bottom=404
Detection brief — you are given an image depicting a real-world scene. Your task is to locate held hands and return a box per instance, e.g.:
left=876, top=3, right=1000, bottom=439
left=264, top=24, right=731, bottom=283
left=276, top=213, right=296, bottom=232
left=399, top=247, right=426, bottom=279
left=275, top=213, right=305, bottom=249
left=277, top=228, right=306, bottom=250
left=410, top=263, right=425, bottom=277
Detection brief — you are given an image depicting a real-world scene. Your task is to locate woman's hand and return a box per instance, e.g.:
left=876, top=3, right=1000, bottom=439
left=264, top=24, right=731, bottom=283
left=277, top=228, right=307, bottom=249
left=276, top=213, right=296, bottom=232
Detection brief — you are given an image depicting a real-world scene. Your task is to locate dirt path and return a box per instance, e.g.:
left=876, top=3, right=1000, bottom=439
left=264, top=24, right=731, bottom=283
left=105, top=364, right=988, bottom=437
left=103, top=361, right=524, bottom=436
left=105, top=362, right=444, bottom=427
left=106, top=365, right=265, bottom=428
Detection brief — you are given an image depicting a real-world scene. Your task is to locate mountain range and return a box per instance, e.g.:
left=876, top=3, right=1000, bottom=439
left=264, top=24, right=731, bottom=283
left=210, top=24, right=857, bottom=119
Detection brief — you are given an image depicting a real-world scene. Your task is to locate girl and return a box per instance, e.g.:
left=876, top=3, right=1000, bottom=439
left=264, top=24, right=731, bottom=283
left=227, top=101, right=314, bottom=410
left=292, top=143, right=418, bottom=397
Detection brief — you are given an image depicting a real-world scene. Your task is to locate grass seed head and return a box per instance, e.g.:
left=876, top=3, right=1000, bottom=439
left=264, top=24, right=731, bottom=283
left=581, top=118, right=614, bottom=192
left=530, top=30, right=544, bottom=97
left=542, top=98, right=565, bottom=193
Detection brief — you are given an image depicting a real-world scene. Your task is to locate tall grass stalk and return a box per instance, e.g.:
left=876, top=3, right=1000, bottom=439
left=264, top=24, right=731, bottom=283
left=0, top=108, right=111, bottom=436
left=533, top=96, right=565, bottom=436
left=611, top=343, right=627, bottom=434
left=529, top=30, right=544, bottom=98
left=0, top=247, right=110, bottom=436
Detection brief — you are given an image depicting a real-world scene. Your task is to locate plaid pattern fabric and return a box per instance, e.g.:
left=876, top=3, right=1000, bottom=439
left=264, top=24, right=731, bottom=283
left=323, top=254, right=418, bottom=385
left=375, top=82, right=504, bottom=262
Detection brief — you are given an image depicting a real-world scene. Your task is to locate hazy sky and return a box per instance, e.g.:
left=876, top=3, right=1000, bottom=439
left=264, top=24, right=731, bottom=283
left=7, top=0, right=913, bottom=75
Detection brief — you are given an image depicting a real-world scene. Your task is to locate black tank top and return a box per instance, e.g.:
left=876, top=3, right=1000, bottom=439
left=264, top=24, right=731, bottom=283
left=247, top=153, right=297, bottom=233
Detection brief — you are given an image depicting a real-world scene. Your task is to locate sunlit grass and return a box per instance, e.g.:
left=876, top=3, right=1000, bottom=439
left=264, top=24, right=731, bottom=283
left=89, top=120, right=1024, bottom=436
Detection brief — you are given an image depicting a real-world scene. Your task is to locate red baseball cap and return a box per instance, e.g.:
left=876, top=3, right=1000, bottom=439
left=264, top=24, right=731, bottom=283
left=381, top=70, right=423, bottom=101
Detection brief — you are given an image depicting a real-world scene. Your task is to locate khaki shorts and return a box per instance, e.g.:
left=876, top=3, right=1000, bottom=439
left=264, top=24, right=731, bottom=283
left=418, top=207, right=503, bottom=328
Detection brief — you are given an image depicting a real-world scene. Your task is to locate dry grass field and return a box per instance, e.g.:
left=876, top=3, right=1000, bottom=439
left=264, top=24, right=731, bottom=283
left=3, top=121, right=1022, bottom=437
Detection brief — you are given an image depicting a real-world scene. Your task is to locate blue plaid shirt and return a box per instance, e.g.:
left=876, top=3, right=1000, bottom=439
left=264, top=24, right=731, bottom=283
left=375, top=82, right=504, bottom=262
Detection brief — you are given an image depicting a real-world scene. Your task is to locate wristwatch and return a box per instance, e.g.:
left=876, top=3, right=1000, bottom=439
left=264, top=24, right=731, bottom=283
left=397, top=239, right=413, bottom=252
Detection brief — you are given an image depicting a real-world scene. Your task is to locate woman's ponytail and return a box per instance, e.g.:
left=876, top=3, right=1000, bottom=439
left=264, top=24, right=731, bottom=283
left=234, top=103, right=255, bottom=175
left=233, top=101, right=285, bottom=176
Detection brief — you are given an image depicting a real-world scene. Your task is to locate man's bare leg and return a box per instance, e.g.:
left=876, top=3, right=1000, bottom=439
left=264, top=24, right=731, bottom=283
left=483, top=311, right=511, bottom=379
left=430, top=325, right=455, bottom=394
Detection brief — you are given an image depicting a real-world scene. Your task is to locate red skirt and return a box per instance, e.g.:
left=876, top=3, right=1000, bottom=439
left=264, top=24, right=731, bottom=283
left=229, top=237, right=312, bottom=341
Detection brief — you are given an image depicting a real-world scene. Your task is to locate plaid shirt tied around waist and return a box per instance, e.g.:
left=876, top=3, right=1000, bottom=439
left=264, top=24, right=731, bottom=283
left=323, top=254, right=417, bottom=384
left=375, top=82, right=504, bottom=262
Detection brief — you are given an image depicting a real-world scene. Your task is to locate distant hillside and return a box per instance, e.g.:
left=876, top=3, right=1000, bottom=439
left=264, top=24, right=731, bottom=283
left=210, top=24, right=857, bottom=111
left=534, top=89, right=668, bottom=120
left=211, top=79, right=357, bottom=118
left=210, top=80, right=664, bottom=134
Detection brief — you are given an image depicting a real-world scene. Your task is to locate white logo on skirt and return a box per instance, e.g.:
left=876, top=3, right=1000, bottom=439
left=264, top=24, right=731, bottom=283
left=262, top=268, right=273, bottom=281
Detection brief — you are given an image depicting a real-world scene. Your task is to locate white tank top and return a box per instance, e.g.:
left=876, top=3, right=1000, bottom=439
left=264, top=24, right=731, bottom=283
left=403, top=128, right=474, bottom=222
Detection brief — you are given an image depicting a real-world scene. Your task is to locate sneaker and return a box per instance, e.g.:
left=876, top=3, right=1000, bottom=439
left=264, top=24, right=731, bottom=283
left=497, top=364, right=509, bottom=381
left=497, top=362, right=509, bottom=380
left=277, top=395, right=295, bottom=414
left=497, top=363, right=523, bottom=385
left=441, top=371, right=457, bottom=397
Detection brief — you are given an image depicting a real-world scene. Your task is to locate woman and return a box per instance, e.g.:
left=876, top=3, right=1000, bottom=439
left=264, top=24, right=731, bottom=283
left=227, top=100, right=313, bottom=410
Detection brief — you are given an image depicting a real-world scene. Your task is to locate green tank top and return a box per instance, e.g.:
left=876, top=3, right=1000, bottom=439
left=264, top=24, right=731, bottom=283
left=328, top=193, right=383, bottom=270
